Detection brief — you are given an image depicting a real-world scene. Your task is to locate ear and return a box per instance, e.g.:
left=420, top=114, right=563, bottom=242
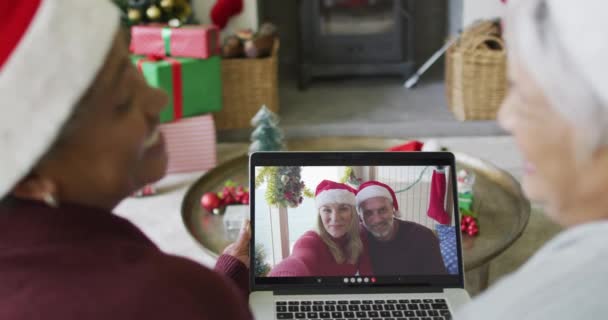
left=11, top=174, right=58, bottom=202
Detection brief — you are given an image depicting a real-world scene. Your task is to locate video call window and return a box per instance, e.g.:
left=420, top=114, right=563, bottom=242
left=254, top=165, right=459, bottom=279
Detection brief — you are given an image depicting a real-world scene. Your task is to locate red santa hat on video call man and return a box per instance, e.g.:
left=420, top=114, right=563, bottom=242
left=355, top=181, right=400, bottom=216
left=0, top=1, right=119, bottom=197
left=315, top=180, right=357, bottom=210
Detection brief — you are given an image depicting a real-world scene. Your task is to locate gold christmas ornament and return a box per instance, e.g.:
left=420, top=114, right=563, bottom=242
left=127, top=8, right=142, bottom=23
left=146, top=5, right=162, bottom=21
left=175, top=3, right=192, bottom=23
left=160, top=0, right=175, bottom=10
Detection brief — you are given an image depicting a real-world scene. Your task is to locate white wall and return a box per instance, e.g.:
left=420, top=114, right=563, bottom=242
left=463, top=0, right=505, bottom=27
left=192, top=0, right=258, bottom=39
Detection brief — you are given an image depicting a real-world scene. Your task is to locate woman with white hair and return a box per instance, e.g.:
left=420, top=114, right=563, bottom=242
left=456, top=0, right=608, bottom=319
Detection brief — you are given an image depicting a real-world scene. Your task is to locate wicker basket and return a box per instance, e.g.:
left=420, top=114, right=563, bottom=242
left=446, top=22, right=507, bottom=121
left=214, top=40, right=280, bottom=130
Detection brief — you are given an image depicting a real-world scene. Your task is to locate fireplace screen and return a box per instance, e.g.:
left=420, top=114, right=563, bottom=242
left=298, top=0, right=415, bottom=89
left=319, top=0, right=396, bottom=36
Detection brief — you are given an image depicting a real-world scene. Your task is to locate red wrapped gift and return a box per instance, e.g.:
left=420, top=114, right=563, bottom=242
left=130, top=25, right=220, bottom=59
left=160, top=114, right=217, bottom=173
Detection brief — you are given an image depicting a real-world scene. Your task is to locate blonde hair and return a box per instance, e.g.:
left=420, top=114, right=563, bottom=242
left=316, top=204, right=363, bottom=264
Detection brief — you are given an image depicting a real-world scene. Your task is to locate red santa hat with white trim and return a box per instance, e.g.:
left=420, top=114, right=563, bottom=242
left=355, top=181, right=400, bottom=216
left=315, top=180, right=357, bottom=209
left=0, top=0, right=119, bottom=197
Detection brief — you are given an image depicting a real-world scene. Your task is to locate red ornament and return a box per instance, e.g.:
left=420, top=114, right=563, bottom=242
left=222, top=186, right=236, bottom=198
left=235, top=186, right=246, bottom=202
left=240, top=192, right=250, bottom=204
left=223, top=192, right=237, bottom=206
left=201, top=192, right=221, bottom=212
left=461, top=214, right=480, bottom=236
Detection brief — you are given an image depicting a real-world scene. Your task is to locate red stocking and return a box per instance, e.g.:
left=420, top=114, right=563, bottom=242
left=210, top=0, right=243, bottom=30
left=427, top=169, right=451, bottom=225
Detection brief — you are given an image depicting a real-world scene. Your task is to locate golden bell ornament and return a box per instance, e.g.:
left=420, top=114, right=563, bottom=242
left=127, top=8, right=142, bottom=23
left=146, top=5, right=162, bottom=21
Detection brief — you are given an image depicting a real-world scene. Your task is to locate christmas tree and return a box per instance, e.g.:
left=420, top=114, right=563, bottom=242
left=249, top=105, right=285, bottom=154
left=254, top=244, right=271, bottom=277
left=113, top=0, right=195, bottom=27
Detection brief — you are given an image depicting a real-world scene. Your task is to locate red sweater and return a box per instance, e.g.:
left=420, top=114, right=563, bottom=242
left=0, top=197, right=253, bottom=320
left=268, top=230, right=373, bottom=277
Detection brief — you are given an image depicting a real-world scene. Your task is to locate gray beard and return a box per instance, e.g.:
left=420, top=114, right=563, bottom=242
left=363, top=219, right=394, bottom=239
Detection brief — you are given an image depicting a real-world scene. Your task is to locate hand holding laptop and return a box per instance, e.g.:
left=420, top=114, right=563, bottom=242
left=223, top=219, right=252, bottom=268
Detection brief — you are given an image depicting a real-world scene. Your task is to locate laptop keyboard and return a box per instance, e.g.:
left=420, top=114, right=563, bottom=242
left=275, top=298, right=451, bottom=320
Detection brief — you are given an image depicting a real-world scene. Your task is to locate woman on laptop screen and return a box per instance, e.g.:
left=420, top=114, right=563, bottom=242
left=269, top=180, right=373, bottom=277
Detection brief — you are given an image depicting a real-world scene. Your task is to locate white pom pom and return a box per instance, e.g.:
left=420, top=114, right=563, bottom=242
left=422, top=139, right=441, bottom=152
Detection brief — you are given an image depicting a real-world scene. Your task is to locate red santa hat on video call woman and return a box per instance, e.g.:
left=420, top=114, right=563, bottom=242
left=0, top=1, right=119, bottom=197
left=355, top=181, right=400, bottom=216
left=315, top=180, right=357, bottom=210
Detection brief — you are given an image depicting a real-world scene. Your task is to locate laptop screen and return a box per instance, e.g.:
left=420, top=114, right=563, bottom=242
left=250, top=152, right=464, bottom=290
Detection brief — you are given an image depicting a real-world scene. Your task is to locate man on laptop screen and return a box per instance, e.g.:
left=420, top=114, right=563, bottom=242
left=249, top=153, right=469, bottom=320
left=356, top=180, right=447, bottom=275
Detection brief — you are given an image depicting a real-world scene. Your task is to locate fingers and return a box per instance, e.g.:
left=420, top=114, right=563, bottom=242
left=238, top=218, right=251, bottom=243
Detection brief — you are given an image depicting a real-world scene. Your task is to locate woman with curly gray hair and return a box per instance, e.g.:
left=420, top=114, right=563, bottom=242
left=456, top=0, right=608, bottom=319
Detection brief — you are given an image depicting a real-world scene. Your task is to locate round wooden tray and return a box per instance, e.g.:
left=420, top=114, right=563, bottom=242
left=182, top=137, right=530, bottom=271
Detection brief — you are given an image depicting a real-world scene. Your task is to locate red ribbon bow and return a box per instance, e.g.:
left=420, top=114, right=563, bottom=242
left=136, top=55, right=183, bottom=121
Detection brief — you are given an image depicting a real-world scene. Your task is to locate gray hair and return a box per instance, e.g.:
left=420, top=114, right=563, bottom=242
left=506, top=0, right=608, bottom=160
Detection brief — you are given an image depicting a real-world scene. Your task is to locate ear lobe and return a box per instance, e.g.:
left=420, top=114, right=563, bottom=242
left=11, top=174, right=57, bottom=202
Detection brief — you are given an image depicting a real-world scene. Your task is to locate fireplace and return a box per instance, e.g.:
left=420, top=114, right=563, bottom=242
left=298, top=0, right=415, bottom=89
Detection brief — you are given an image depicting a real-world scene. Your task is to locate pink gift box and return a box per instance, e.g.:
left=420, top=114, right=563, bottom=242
left=160, top=114, right=217, bottom=173
left=130, top=25, right=220, bottom=59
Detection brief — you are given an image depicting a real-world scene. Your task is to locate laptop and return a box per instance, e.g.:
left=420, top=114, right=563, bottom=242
left=249, top=152, right=471, bottom=320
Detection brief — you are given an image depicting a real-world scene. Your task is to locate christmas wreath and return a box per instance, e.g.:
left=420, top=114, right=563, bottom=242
left=255, top=166, right=313, bottom=208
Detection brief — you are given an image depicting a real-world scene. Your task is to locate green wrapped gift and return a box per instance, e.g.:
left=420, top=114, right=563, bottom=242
left=458, top=192, right=473, bottom=211
left=131, top=55, right=222, bottom=123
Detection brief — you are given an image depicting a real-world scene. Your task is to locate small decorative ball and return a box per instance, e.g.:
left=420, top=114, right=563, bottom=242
left=235, top=186, right=246, bottom=201
left=127, top=8, right=142, bottom=23
left=201, top=192, right=221, bottom=212
left=222, top=192, right=236, bottom=206
left=174, top=2, right=192, bottom=22
left=241, top=193, right=250, bottom=205
left=281, top=175, right=289, bottom=184
left=160, top=0, right=175, bottom=10
left=146, top=5, right=162, bottom=21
